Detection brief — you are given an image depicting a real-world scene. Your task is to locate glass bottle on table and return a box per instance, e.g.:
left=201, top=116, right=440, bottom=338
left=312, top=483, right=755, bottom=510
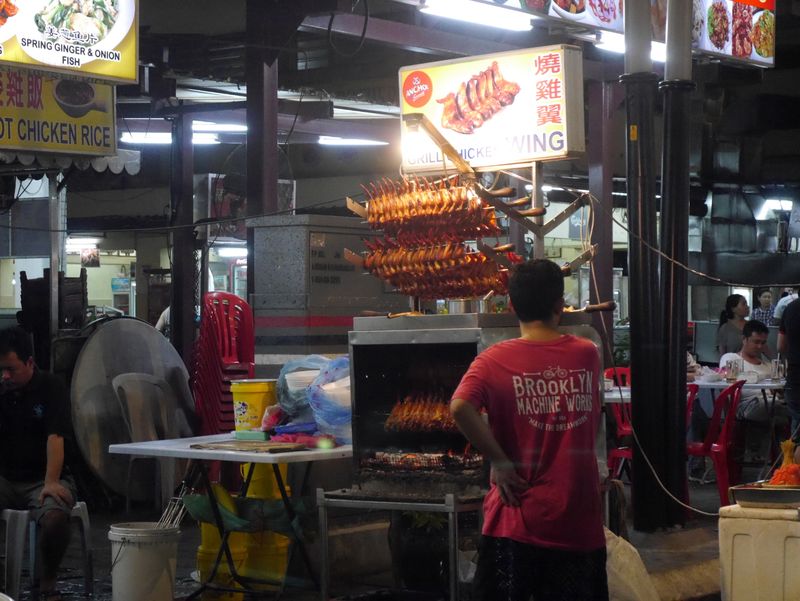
left=725, top=359, right=740, bottom=382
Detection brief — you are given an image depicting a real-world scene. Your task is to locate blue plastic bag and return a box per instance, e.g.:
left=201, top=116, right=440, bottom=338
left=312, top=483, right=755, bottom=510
left=307, top=356, right=352, bottom=443
left=277, top=355, right=331, bottom=420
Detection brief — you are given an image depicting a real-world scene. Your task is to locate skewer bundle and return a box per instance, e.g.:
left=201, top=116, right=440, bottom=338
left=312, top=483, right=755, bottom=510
left=356, top=175, right=522, bottom=299
left=363, top=176, right=500, bottom=241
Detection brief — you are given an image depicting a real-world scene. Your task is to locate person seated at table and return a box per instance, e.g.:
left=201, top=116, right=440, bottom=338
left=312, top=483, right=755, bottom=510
left=687, top=352, right=700, bottom=382
left=719, top=320, right=789, bottom=461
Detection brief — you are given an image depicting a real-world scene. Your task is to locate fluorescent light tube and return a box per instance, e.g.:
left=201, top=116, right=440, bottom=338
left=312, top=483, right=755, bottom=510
left=216, top=247, right=248, bottom=258
left=318, top=136, right=388, bottom=146
left=595, top=32, right=666, bottom=63
left=120, top=132, right=220, bottom=145
left=420, top=0, right=534, bottom=31
left=192, top=121, right=247, bottom=133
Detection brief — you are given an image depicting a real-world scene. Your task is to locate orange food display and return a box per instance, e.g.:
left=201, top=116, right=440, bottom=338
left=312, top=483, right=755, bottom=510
left=364, top=176, right=500, bottom=241
left=768, top=440, right=800, bottom=486
left=358, top=175, right=523, bottom=299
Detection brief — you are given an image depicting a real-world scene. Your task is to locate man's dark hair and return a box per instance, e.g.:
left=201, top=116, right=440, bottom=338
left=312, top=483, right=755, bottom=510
left=743, top=320, right=769, bottom=338
left=508, top=259, right=564, bottom=323
left=0, top=327, right=33, bottom=361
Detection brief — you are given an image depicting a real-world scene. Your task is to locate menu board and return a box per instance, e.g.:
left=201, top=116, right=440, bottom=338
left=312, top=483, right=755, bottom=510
left=517, top=0, right=624, bottom=34
left=692, top=0, right=774, bottom=66
left=508, top=0, right=775, bottom=67
left=0, top=0, right=138, bottom=82
left=399, top=45, right=585, bottom=173
left=0, top=68, right=116, bottom=155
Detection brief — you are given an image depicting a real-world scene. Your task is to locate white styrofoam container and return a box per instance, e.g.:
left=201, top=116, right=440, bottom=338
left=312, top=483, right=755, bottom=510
left=719, top=504, right=800, bottom=601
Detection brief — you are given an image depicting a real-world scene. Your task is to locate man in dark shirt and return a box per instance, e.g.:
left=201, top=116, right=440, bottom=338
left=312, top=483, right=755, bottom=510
left=0, top=327, right=74, bottom=600
left=778, top=298, right=800, bottom=464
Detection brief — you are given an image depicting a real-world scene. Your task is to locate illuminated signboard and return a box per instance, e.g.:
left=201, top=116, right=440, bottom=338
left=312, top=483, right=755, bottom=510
left=508, top=0, right=775, bottom=67
left=399, top=45, right=584, bottom=173
left=0, top=0, right=138, bottom=82
left=693, top=0, right=774, bottom=66
left=0, top=68, right=116, bottom=155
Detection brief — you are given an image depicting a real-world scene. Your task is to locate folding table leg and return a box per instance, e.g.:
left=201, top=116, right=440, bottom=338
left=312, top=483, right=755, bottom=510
left=317, top=488, right=330, bottom=601
left=272, top=463, right=319, bottom=588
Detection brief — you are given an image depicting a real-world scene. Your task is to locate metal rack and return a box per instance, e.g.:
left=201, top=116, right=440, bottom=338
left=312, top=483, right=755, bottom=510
left=316, top=488, right=483, bottom=601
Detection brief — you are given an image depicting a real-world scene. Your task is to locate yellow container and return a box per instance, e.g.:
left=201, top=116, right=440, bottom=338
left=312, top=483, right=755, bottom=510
left=242, top=531, right=291, bottom=590
left=196, top=547, right=247, bottom=601
left=196, top=485, right=249, bottom=600
left=230, top=379, right=277, bottom=431
left=242, top=463, right=289, bottom=499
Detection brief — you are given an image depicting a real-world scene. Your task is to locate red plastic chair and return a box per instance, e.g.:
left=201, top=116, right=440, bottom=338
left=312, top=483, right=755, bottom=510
left=606, top=368, right=632, bottom=480
left=686, top=380, right=745, bottom=506
left=685, top=383, right=700, bottom=430
left=604, top=367, right=631, bottom=387
left=608, top=382, right=700, bottom=482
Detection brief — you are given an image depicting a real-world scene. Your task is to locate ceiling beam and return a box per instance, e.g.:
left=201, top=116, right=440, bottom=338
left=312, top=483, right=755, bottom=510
left=118, top=109, right=399, bottom=143
left=300, top=13, right=522, bottom=56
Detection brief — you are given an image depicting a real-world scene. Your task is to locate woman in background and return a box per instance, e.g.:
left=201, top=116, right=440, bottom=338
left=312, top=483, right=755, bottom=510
left=717, top=294, right=749, bottom=358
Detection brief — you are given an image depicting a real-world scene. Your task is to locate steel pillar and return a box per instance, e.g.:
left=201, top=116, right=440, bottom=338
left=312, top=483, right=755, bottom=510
left=48, top=176, right=60, bottom=345
left=658, top=0, right=696, bottom=526
left=170, top=113, right=195, bottom=365
left=587, top=80, right=616, bottom=367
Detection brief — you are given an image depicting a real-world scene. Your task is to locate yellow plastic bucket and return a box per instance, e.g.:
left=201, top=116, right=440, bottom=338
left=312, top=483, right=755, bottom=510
left=242, top=531, right=290, bottom=590
left=196, top=547, right=247, bottom=601
left=230, top=379, right=277, bottom=431
left=241, top=463, right=289, bottom=499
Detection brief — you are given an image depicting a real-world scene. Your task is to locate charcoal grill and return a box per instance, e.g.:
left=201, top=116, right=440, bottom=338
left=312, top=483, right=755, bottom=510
left=348, top=312, right=603, bottom=495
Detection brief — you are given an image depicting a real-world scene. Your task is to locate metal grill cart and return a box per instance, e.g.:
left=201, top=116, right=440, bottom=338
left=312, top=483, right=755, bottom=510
left=317, top=312, right=605, bottom=600
left=317, top=489, right=483, bottom=601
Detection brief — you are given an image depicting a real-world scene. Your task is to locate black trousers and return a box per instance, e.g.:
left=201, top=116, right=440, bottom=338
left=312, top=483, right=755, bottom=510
left=472, top=535, right=609, bottom=601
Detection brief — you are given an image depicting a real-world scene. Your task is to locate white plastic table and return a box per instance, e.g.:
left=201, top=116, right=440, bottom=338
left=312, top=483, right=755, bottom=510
left=603, top=380, right=786, bottom=403
left=109, top=434, right=352, bottom=599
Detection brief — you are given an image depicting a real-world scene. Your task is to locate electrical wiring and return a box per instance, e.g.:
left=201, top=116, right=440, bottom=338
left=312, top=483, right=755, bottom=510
left=327, top=0, right=370, bottom=59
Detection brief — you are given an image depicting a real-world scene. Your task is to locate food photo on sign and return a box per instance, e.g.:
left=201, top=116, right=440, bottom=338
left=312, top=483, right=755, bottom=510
left=0, top=69, right=115, bottom=155
left=0, top=0, right=137, bottom=82
left=694, top=0, right=774, bottom=65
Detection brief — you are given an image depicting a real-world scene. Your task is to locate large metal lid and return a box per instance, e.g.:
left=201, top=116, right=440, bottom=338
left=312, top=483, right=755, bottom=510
left=71, top=318, right=194, bottom=500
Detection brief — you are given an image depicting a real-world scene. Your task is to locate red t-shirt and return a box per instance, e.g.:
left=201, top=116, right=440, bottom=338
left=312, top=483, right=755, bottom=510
left=452, top=335, right=605, bottom=551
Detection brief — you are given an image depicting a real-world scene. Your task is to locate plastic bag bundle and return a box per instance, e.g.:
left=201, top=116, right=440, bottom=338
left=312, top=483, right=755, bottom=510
left=277, top=355, right=330, bottom=420
left=307, top=356, right=352, bottom=443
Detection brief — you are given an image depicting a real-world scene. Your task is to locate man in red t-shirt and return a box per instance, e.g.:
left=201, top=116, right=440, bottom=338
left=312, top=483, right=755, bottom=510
left=451, top=259, right=608, bottom=601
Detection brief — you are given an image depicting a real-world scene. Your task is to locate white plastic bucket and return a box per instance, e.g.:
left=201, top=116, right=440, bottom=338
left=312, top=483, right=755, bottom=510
left=109, top=522, right=181, bottom=601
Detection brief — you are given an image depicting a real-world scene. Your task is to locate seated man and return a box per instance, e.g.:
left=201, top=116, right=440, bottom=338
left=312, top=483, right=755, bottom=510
left=719, top=320, right=788, bottom=461
left=0, top=327, right=75, bottom=600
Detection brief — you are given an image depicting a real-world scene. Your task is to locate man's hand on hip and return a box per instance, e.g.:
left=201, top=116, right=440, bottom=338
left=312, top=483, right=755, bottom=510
left=491, top=463, right=529, bottom=507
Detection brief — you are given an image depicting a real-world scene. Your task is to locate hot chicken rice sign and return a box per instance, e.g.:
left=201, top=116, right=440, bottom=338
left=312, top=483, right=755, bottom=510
left=399, top=45, right=584, bottom=173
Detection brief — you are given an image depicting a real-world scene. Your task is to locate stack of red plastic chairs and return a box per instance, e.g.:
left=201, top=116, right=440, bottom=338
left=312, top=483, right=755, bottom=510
left=192, top=292, right=255, bottom=434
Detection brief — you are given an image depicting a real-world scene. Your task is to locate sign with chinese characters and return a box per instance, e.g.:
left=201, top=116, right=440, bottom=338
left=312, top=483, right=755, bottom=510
left=0, top=0, right=138, bottom=82
left=399, top=45, right=584, bottom=173
left=0, top=68, right=116, bottom=155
